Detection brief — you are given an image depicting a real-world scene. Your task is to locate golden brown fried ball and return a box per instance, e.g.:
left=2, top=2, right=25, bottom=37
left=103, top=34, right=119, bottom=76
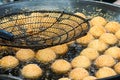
left=71, top=56, right=91, bottom=68
left=90, top=16, right=107, bottom=26
left=80, top=48, right=99, bottom=60
left=16, top=49, right=35, bottom=62
left=16, top=14, right=26, bottom=25
left=60, top=19, right=78, bottom=29
left=66, top=41, right=75, bottom=45
left=95, top=55, right=115, bottom=68
left=104, top=46, right=120, bottom=59
left=0, top=56, right=19, bottom=69
left=25, top=23, right=41, bottom=34
left=89, top=25, right=106, bottom=38
left=83, top=76, right=97, bottom=80
left=115, top=29, right=120, bottom=39
left=76, top=33, right=95, bottom=46
left=74, top=12, right=88, bottom=32
left=88, top=39, right=108, bottom=52
left=41, top=16, right=57, bottom=23
left=0, top=59, right=1, bottom=64
left=62, top=13, right=88, bottom=36
left=75, top=12, right=86, bottom=18
left=58, top=78, right=71, bottom=80
left=69, top=68, right=89, bottom=80
left=30, top=12, right=43, bottom=16
left=36, top=48, right=56, bottom=63
left=1, top=18, right=16, bottom=29
left=99, top=33, right=118, bottom=45
left=51, top=44, right=68, bottom=55
left=114, top=62, right=120, bottom=74
left=3, top=14, right=26, bottom=28
left=26, top=12, right=42, bottom=23
left=26, top=12, right=56, bottom=30
left=95, top=67, right=116, bottom=78
left=51, top=59, right=71, bottom=74
left=21, top=64, right=42, bottom=79
left=0, top=46, right=8, bottom=50
left=105, top=21, right=120, bottom=33
left=12, top=48, right=21, bottom=52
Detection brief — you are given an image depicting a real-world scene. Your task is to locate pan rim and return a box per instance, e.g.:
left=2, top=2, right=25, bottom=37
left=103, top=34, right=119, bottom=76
left=0, top=0, right=120, bottom=9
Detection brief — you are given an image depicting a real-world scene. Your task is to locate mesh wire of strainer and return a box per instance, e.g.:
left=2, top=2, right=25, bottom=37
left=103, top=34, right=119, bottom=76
left=0, top=11, right=90, bottom=49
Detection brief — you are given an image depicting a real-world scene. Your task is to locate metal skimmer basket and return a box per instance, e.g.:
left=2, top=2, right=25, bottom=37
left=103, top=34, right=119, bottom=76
left=0, top=11, right=90, bottom=49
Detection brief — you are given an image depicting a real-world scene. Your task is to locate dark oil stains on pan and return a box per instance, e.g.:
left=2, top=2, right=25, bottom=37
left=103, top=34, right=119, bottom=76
left=0, top=0, right=120, bottom=80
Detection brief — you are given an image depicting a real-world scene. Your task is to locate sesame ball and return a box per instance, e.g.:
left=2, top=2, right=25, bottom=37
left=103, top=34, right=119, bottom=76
left=95, top=67, right=116, bottom=78
left=95, top=55, right=115, bottom=68
left=16, top=49, right=35, bottom=61
left=80, top=48, right=99, bottom=60
left=51, top=59, right=71, bottom=74
left=21, top=64, right=42, bottom=79
left=69, top=68, right=89, bottom=80
left=36, top=48, right=56, bottom=63
left=0, top=56, right=19, bottom=69
left=71, top=56, right=91, bottom=68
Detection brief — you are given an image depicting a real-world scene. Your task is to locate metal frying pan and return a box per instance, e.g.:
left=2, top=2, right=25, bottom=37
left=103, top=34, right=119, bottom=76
left=0, top=0, right=120, bottom=80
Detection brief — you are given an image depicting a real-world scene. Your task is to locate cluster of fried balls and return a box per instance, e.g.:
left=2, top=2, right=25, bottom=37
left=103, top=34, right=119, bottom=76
left=0, top=12, right=120, bottom=80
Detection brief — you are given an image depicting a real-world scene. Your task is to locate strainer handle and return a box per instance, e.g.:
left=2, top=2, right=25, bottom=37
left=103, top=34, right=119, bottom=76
left=0, top=30, right=14, bottom=41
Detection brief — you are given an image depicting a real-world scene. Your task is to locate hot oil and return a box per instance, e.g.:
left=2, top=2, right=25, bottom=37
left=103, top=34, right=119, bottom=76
left=0, top=43, right=89, bottom=80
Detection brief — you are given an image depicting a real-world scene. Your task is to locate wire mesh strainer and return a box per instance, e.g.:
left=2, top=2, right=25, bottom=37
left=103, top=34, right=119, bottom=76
left=0, top=11, right=90, bottom=49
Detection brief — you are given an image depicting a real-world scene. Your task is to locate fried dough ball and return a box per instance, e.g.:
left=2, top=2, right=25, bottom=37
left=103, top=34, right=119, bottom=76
left=115, top=29, right=120, bottom=39
left=69, top=68, right=89, bottom=80
left=95, top=55, right=115, bottom=68
left=30, top=12, right=43, bottom=16
left=41, top=16, right=57, bottom=23
left=26, top=12, right=43, bottom=23
left=0, top=56, right=19, bottom=69
left=58, top=78, right=71, bottom=80
left=83, top=76, right=97, bottom=80
left=105, top=21, right=120, bottom=33
left=1, top=18, right=16, bottom=28
left=80, top=48, right=99, bottom=60
left=0, top=46, right=8, bottom=50
left=2, top=15, right=26, bottom=28
left=74, top=12, right=88, bottom=31
left=25, top=23, right=41, bottom=33
left=21, top=64, right=42, bottom=79
left=26, top=12, right=56, bottom=29
left=51, top=59, right=71, bottom=74
left=51, top=44, right=68, bottom=55
left=95, top=67, right=116, bottom=78
left=75, top=12, right=86, bottom=18
left=36, top=48, right=56, bottom=63
left=88, top=39, right=108, bottom=52
left=104, top=46, right=120, bottom=59
left=16, top=14, right=26, bottom=25
left=59, top=78, right=71, bottom=80
left=60, top=19, right=78, bottom=29
left=16, top=49, right=35, bottom=62
left=66, top=41, right=75, bottom=45
left=90, top=16, right=107, bottom=26
left=114, top=62, right=120, bottom=74
left=61, top=15, right=88, bottom=36
left=89, top=25, right=106, bottom=38
left=76, top=33, right=95, bottom=46
left=71, top=56, right=91, bottom=68
left=99, top=33, right=118, bottom=45
left=12, top=48, right=21, bottom=52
